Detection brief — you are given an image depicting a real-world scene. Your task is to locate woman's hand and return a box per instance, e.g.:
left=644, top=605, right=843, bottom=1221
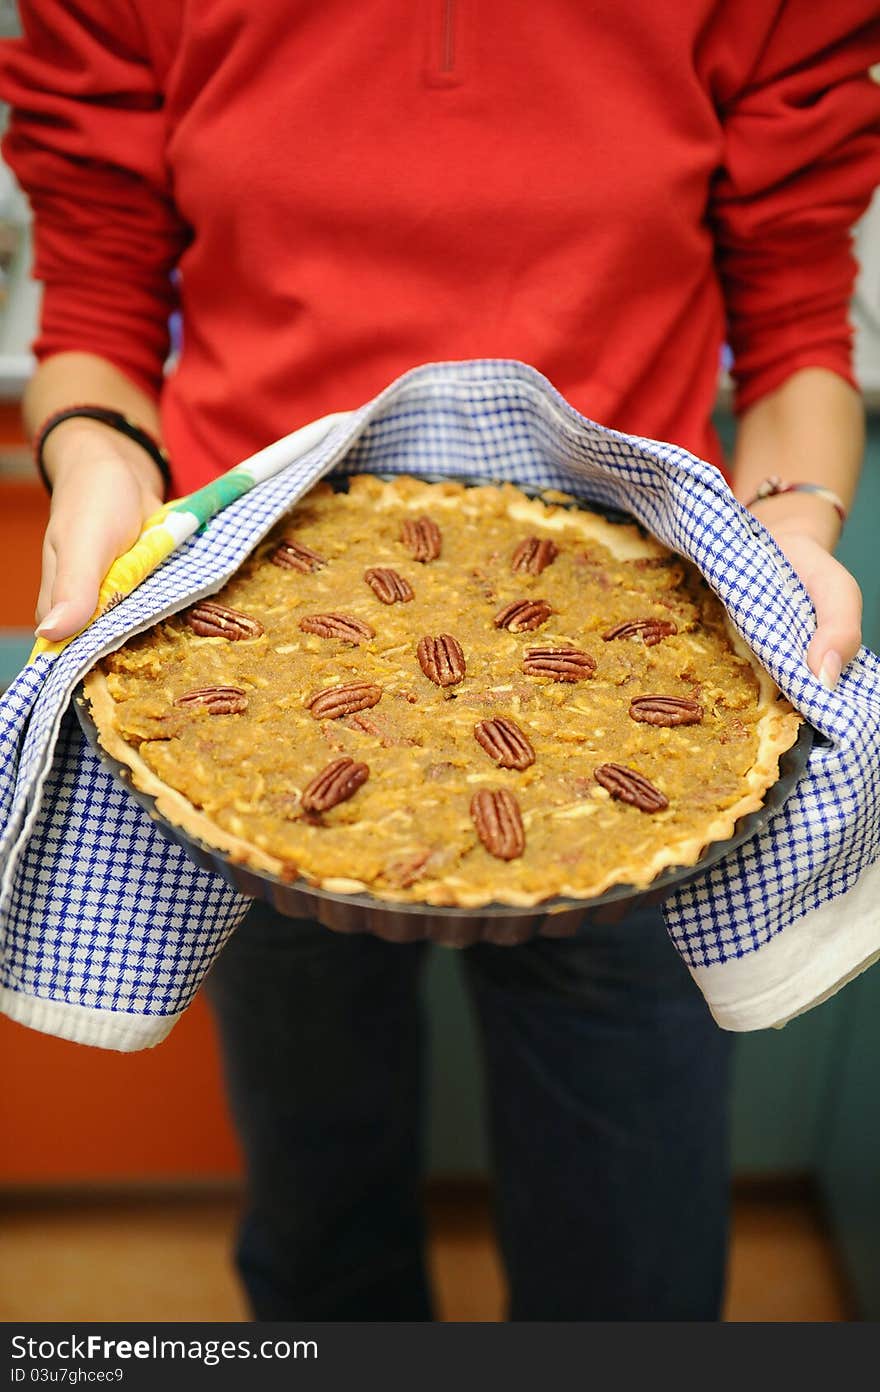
left=750, top=490, right=862, bottom=689
left=762, top=527, right=862, bottom=689
left=732, top=368, right=865, bottom=691
left=35, top=418, right=165, bottom=642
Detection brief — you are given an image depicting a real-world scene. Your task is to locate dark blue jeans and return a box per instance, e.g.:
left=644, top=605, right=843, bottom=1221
left=205, top=901, right=732, bottom=1321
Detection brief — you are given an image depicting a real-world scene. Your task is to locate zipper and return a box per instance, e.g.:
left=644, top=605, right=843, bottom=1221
left=426, top=0, right=461, bottom=86
left=440, top=0, right=456, bottom=75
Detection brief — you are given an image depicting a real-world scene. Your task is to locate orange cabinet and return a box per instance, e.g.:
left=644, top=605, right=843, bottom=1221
left=0, top=454, right=243, bottom=1184
left=1, top=475, right=47, bottom=630
left=0, top=998, right=242, bottom=1184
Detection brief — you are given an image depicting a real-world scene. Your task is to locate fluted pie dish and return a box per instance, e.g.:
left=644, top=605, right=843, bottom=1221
left=79, top=474, right=806, bottom=943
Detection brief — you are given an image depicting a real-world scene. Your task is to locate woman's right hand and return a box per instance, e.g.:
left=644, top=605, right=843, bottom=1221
left=35, top=418, right=166, bottom=641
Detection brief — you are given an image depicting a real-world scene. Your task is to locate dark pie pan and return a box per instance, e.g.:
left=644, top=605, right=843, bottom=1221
left=72, top=475, right=813, bottom=946
left=73, top=698, right=813, bottom=951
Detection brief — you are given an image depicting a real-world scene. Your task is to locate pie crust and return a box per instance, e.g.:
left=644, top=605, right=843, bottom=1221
left=84, top=475, right=802, bottom=908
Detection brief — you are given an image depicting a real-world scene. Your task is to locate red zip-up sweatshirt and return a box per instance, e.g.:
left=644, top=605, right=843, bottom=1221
left=1, top=2, right=878, bottom=494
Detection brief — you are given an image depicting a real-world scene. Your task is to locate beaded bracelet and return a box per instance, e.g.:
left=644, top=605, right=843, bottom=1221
left=744, top=476, right=847, bottom=526
left=34, top=405, right=172, bottom=497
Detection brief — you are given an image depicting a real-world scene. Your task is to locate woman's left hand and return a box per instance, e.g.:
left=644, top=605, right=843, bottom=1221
left=732, top=368, right=865, bottom=691
left=760, top=520, right=862, bottom=689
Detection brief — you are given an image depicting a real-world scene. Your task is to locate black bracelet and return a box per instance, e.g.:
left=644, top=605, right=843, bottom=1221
left=34, top=405, right=172, bottom=496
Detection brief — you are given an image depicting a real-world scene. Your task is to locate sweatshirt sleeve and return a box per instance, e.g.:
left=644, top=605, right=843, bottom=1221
left=710, top=2, right=880, bottom=415
left=0, top=0, right=188, bottom=399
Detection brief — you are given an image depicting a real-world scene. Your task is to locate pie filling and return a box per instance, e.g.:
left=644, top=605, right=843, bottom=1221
left=85, top=475, right=803, bottom=907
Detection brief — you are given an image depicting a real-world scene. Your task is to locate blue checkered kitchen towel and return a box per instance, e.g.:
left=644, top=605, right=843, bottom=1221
left=1, top=360, right=878, bottom=1048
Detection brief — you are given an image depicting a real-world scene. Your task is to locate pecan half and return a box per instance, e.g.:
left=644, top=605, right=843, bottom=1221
left=401, top=515, right=442, bottom=562
left=345, top=711, right=399, bottom=747
left=384, top=848, right=433, bottom=888
left=629, top=695, right=704, bottom=726
left=473, top=717, right=536, bottom=770
left=470, top=788, right=526, bottom=860
left=594, top=763, right=668, bottom=812
left=185, top=601, right=264, bottom=640
left=417, top=634, right=466, bottom=687
left=299, top=612, right=375, bottom=642
left=174, top=686, right=248, bottom=715
left=603, top=617, right=678, bottom=646
left=364, top=567, right=414, bottom=604
left=494, top=598, right=553, bottom=632
left=522, top=646, right=596, bottom=681
left=306, top=681, right=383, bottom=719
left=301, top=757, right=369, bottom=813
left=511, top=536, right=559, bottom=575
left=270, top=539, right=326, bottom=573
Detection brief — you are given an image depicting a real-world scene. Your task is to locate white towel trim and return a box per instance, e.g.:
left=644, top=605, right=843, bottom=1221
left=0, top=985, right=177, bottom=1051
left=690, top=856, right=880, bottom=1030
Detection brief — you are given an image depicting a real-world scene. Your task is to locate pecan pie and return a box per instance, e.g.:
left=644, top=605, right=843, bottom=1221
left=84, top=475, right=802, bottom=907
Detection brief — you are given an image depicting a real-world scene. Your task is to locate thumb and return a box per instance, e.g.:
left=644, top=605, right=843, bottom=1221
left=36, top=534, right=112, bottom=640
left=36, top=498, right=150, bottom=642
left=802, top=553, right=862, bottom=688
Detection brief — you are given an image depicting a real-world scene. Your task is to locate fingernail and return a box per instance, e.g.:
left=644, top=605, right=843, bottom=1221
left=818, top=650, right=842, bottom=691
left=35, top=602, right=74, bottom=637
